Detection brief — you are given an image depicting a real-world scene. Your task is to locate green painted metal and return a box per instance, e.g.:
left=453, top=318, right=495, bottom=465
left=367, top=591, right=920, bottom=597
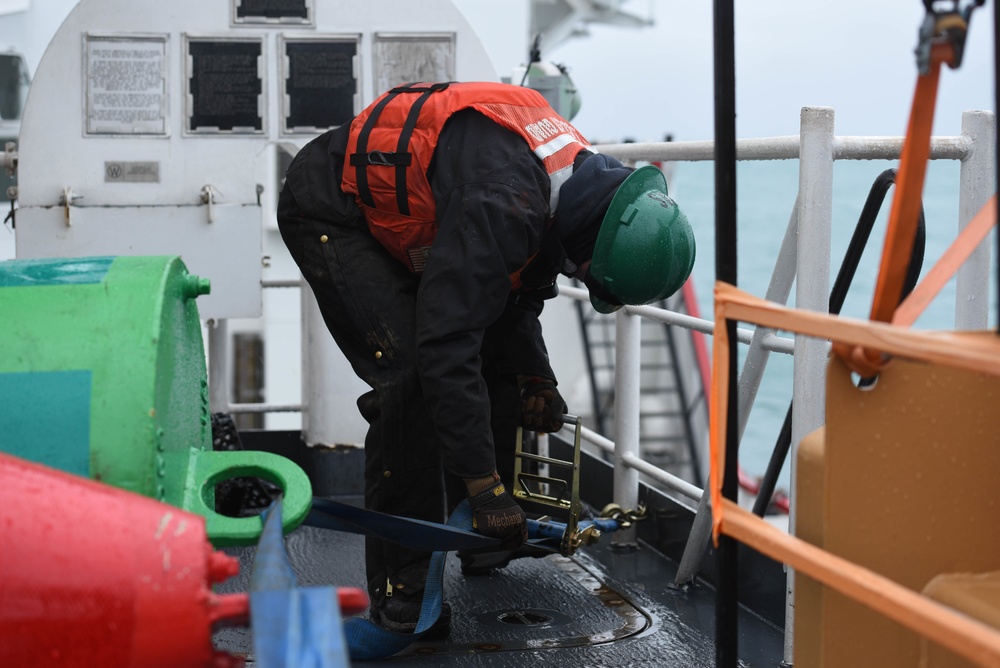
left=590, top=166, right=697, bottom=314
left=0, top=370, right=92, bottom=477
left=0, top=256, right=114, bottom=286
left=0, top=255, right=311, bottom=545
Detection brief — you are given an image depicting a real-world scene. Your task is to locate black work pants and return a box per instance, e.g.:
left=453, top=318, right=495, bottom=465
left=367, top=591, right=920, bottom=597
left=277, top=181, right=520, bottom=609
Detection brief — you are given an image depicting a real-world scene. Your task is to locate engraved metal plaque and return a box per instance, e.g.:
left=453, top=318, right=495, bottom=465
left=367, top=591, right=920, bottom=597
left=373, top=33, right=455, bottom=96
left=85, top=35, right=167, bottom=135
left=104, top=161, right=160, bottom=183
left=283, top=38, right=357, bottom=133
left=187, top=38, right=263, bottom=134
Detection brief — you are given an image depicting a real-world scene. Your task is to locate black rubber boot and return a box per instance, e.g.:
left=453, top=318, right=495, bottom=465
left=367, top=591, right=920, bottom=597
left=370, top=593, right=452, bottom=640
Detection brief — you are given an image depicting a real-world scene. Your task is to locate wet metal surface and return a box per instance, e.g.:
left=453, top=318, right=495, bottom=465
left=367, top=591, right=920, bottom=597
left=213, top=494, right=782, bottom=667
left=396, top=551, right=651, bottom=656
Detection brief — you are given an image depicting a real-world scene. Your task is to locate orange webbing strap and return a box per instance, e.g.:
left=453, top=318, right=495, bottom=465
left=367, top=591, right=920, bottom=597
left=892, top=195, right=997, bottom=327
left=832, top=42, right=956, bottom=377
left=709, top=281, right=1000, bottom=544
left=708, top=285, right=733, bottom=545
left=721, top=499, right=1000, bottom=667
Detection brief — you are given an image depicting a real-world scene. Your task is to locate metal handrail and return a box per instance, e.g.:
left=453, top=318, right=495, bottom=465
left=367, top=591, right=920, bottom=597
left=586, top=110, right=994, bottom=505
left=592, top=108, right=995, bottom=662
left=560, top=283, right=796, bottom=354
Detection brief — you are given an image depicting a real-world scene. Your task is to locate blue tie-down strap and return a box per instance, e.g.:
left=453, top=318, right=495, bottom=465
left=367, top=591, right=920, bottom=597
left=304, top=498, right=623, bottom=554
left=528, top=516, right=624, bottom=544
left=306, top=497, right=505, bottom=553
left=252, top=498, right=628, bottom=661
left=340, top=501, right=476, bottom=660
left=250, top=500, right=352, bottom=668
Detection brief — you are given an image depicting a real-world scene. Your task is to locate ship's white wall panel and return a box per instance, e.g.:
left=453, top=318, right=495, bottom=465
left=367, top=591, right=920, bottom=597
left=16, top=204, right=262, bottom=318
left=16, top=0, right=496, bottom=208
left=14, top=0, right=498, bottom=442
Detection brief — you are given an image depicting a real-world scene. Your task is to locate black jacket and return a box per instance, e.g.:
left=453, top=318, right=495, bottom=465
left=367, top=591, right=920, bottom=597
left=418, top=109, right=562, bottom=476
left=282, top=108, right=626, bottom=478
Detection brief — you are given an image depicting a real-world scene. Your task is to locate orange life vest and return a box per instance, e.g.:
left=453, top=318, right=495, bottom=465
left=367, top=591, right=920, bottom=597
left=341, top=82, right=590, bottom=275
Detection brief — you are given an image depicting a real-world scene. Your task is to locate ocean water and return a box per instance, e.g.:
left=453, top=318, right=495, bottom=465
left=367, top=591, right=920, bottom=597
left=671, top=158, right=997, bottom=492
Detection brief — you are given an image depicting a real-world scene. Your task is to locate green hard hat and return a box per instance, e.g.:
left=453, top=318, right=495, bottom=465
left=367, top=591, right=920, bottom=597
left=588, top=165, right=696, bottom=314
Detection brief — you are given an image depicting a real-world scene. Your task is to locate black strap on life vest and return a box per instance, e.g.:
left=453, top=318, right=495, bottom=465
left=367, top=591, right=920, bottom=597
left=350, top=82, right=451, bottom=216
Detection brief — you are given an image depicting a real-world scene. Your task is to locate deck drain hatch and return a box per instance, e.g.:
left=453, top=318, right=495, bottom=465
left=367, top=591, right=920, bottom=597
left=499, top=611, right=553, bottom=626
left=476, top=607, right=573, bottom=630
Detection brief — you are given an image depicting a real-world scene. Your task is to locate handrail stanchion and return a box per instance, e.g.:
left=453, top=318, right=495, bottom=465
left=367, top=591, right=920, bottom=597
left=611, top=308, right=642, bottom=549
left=207, top=317, right=230, bottom=414
left=736, top=203, right=799, bottom=436
left=956, top=109, right=996, bottom=329
left=786, top=105, right=836, bottom=665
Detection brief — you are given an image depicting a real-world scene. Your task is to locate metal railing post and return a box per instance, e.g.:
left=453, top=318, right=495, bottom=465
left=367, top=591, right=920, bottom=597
left=785, top=106, right=836, bottom=664
left=956, top=110, right=996, bottom=329
left=207, top=317, right=229, bottom=414
left=736, top=200, right=800, bottom=437
left=612, top=309, right=642, bottom=548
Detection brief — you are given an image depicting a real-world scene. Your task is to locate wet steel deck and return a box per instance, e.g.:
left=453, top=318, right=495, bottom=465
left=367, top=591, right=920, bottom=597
left=215, top=432, right=785, bottom=667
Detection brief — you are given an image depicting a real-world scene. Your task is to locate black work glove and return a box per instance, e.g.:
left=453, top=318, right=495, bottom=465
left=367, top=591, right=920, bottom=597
left=518, top=376, right=567, bottom=432
left=468, top=479, right=528, bottom=549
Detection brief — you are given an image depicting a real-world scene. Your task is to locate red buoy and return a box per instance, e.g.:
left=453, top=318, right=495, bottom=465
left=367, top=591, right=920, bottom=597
left=0, top=452, right=249, bottom=667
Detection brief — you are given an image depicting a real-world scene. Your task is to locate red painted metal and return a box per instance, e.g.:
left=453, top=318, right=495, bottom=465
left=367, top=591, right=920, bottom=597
left=337, top=587, right=370, bottom=616
left=0, top=452, right=249, bottom=667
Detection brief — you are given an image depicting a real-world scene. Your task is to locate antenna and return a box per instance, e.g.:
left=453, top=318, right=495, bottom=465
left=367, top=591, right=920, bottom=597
left=519, top=33, right=542, bottom=86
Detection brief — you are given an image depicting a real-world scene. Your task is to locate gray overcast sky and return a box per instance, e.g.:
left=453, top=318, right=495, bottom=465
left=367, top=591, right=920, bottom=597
left=20, top=0, right=997, bottom=144
left=523, top=1, right=995, bottom=144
